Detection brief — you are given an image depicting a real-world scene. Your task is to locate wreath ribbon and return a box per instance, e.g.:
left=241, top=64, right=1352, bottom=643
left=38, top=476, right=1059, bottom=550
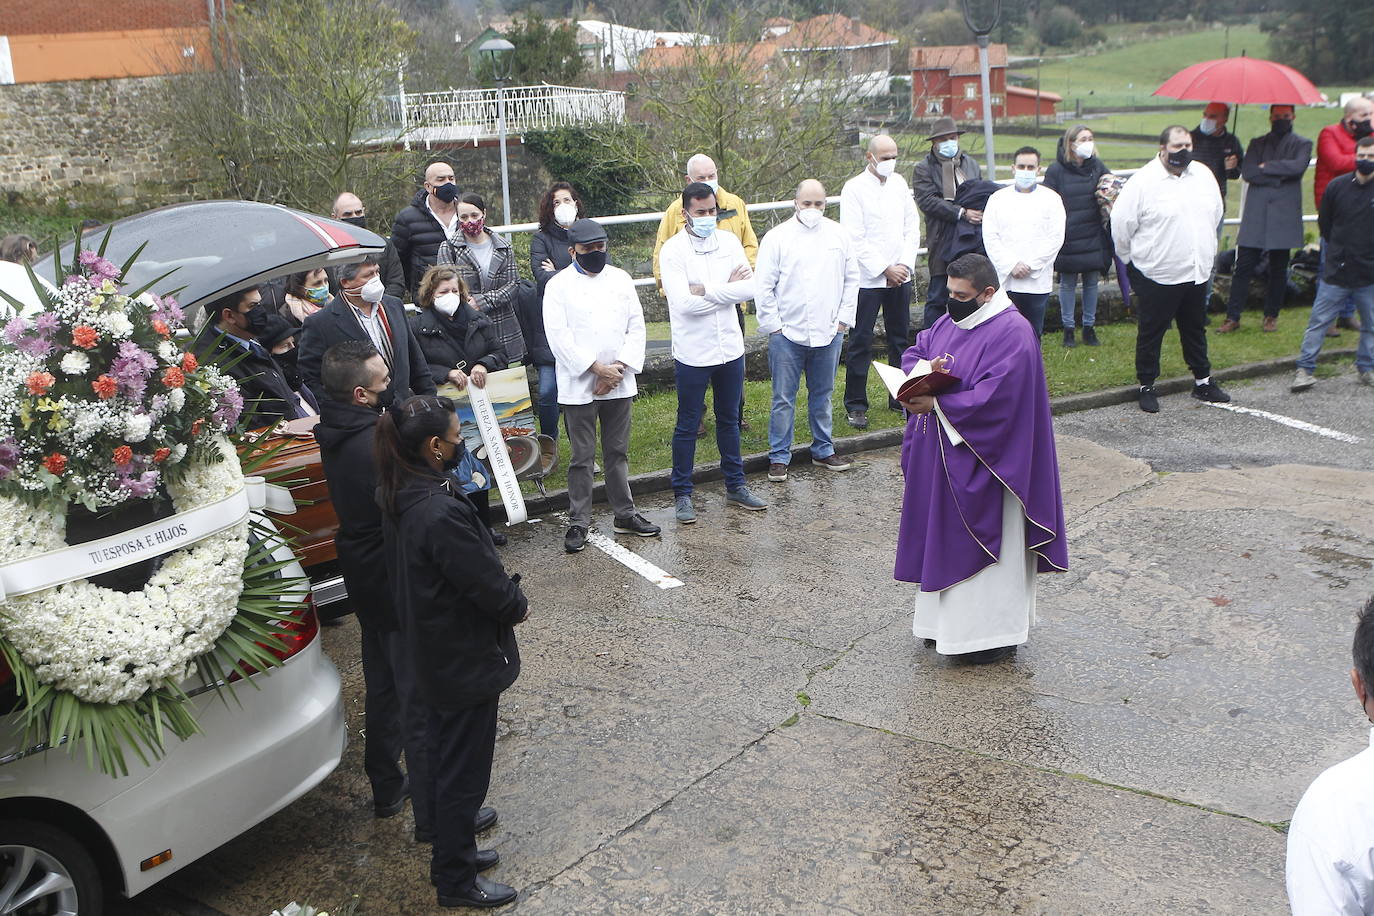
left=468, top=383, right=528, bottom=526
left=0, top=476, right=293, bottom=602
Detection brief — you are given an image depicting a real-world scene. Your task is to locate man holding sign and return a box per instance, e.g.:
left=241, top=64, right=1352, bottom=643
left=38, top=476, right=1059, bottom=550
left=891, top=254, right=1067, bottom=664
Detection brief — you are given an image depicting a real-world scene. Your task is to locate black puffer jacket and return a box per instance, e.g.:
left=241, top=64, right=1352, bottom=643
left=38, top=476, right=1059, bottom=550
left=390, top=189, right=450, bottom=297
left=314, top=399, right=395, bottom=632
left=409, top=304, right=508, bottom=388
left=1042, top=142, right=1112, bottom=274
left=382, top=476, right=525, bottom=710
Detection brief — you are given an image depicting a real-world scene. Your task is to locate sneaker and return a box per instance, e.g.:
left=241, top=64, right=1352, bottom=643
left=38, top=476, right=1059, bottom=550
left=1192, top=380, right=1231, bottom=403
left=1082, top=326, right=1099, bottom=346
left=563, top=525, right=588, bottom=553
left=1138, top=385, right=1159, bottom=413
left=1062, top=328, right=1076, bottom=348
left=726, top=487, right=768, bottom=511
left=1360, top=370, right=1373, bottom=387
left=1290, top=369, right=1316, bottom=392
left=814, top=453, right=852, bottom=471
left=1216, top=319, right=1240, bottom=333
left=674, top=495, right=696, bottom=524
left=613, top=513, right=661, bottom=537
left=767, top=462, right=788, bottom=481
left=846, top=410, right=868, bottom=429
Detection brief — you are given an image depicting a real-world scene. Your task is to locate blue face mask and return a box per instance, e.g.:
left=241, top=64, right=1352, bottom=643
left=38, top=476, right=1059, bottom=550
left=937, top=139, right=960, bottom=159
left=1199, top=117, right=1218, bottom=135
left=690, top=215, right=717, bottom=237
left=1014, top=170, right=1038, bottom=190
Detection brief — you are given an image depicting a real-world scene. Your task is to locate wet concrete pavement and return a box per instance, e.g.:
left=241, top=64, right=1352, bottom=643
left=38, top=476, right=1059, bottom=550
left=121, top=365, right=1374, bottom=915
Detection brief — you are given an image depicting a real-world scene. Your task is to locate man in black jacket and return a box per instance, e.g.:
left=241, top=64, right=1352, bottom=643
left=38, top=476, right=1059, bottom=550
left=391, top=161, right=461, bottom=299
left=912, top=117, right=984, bottom=328
left=297, top=256, right=437, bottom=403
left=189, top=286, right=309, bottom=430
left=332, top=191, right=407, bottom=300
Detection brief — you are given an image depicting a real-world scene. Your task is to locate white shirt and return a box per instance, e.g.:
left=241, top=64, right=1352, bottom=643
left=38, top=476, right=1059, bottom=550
left=1287, top=729, right=1374, bottom=915
left=660, top=229, right=755, bottom=367
left=755, top=214, right=859, bottom=347
left=982, top=184, right=1066, bottom=294
left=425, top=196, right=460, bottom=240
left=839, top=167, right=921, bottom=289
left=542, top=263, right=646, bottom=405
left=347, top=300, right=390, bottom=356
left=1111, top=157, right=1223, bottom=285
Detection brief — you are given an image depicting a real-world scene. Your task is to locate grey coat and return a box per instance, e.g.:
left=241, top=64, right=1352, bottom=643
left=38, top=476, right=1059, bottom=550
left=911, top=151, right=983, bottom=275
left=1236, top=130, right=1313, bottom=250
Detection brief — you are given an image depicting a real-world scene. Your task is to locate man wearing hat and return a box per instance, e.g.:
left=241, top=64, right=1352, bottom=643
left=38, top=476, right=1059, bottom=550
left=912, top=118, right=984, bottom=329
left=259, top=312, right=319, bottom=416
left=543, top=218, right=660, bottom=554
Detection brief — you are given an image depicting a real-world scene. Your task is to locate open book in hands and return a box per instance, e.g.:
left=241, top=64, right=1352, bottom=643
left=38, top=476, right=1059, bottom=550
left=872, top=354, right=960, bottom=402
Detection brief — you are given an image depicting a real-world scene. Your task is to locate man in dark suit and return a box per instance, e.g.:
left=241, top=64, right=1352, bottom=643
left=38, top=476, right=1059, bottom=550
left=297, top=255, right=437, bottom=402
left=190, top=286, right=311, bottom=430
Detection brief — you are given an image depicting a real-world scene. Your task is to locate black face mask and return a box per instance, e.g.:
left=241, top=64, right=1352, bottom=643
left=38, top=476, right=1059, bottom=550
left=1165, top=148, right=1193, bottom=171
left=440, top=440, right=464, bottom=472
left=1271, top=118, right=1293, bottom=136
left=576, top=249, right=609, bottom=273
left=1353, top=120, right=1373, bottom=140
left=341, top=215, right=369, bottom=230
left=947, top=295, right=982, bottom=322
left=245, top=304, right=271, bottom=335
left=365, top=385, right=395, bottom=411
left=433, top=182, right=459, bottom=204
left=1357, top=159, right=1374, bottom=176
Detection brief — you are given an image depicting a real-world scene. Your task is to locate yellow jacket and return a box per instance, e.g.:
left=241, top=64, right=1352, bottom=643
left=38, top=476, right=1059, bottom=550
left=652, top=188, right=758, bottom=292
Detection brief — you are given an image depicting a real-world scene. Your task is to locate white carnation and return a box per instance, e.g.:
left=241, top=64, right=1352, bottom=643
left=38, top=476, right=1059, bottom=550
left=158, top=341, right=180, bottom=362
left=169, top=443, right=187, bottom=464
left=102, top=312, right=134, bottom=338
left=123, top=413, right=153, bottom=443
left=58, top=351, right=90, bottom=376
left=167, top=388, right=186, bottom=411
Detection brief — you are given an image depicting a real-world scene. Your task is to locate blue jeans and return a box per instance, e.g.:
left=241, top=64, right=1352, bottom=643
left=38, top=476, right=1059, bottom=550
left=535, top=364, right=559, bottom=440
left=672, top=356, right=745, bottom=496
left=1297, top=282, right=1374, bottom=373
left=1008, top=291, right=1051, bottom=336
left=1316, top=242, right=1358, bottom=320
left=767, top=331, right=843, bottom=465
left=1058, top=271, right=1100, bottom=328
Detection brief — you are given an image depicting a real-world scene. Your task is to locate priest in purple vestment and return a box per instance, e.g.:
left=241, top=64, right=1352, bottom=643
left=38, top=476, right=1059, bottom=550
left=895, top=253, right=1068, bottom=664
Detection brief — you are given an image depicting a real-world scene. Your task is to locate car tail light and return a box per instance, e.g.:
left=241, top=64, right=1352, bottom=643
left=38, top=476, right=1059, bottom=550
left=227, top=592, right=321, bottom=682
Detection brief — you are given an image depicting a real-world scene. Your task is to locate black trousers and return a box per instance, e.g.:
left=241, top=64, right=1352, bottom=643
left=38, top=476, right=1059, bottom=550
left=844, top=282, right=912, bottom=412
left=1131, top=266, right=1210, bottom=387
left=428, top=699, right=500, bottom=894
left=922, top=273, right=949, bottom=330
left=359, top=626, right=433, bottom=834
left=1226, top=246, right=1290, bottom=321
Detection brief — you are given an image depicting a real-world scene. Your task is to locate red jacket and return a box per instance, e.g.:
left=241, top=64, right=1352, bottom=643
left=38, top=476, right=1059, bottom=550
left=1315, top=122, right=1357, bottom=208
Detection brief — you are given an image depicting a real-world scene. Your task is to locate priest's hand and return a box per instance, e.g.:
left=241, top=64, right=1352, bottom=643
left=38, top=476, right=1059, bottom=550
left=900, top=394, right=935, bottom=414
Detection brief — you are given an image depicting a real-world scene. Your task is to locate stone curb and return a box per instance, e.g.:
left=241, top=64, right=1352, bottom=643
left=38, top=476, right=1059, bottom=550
left=506, top=347, right=1357, bottom=520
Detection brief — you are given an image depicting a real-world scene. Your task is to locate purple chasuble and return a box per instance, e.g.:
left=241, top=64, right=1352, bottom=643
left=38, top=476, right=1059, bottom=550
left=895, top=306, right=1068, bottom=592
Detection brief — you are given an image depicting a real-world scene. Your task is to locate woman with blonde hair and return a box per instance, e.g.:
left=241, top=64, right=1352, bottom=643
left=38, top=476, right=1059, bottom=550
left=1043, top=124, right=1112, bottom=348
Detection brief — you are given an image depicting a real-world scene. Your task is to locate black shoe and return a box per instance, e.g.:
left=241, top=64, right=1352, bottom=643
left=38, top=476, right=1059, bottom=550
left=1082, top=326, right=1099, bottom=346
left=438, top=875, right=518, bottom=908
left=846, top=410, right=869, bottom=429
left=475, top=806, right=498, bottom=832
left=415, top=828, right=433, bottom=844
left=489, top=529, right=508, bottom=547
left=1192, top=381, right=1231, bottom=403
left=613, top=513, right=661, bottom=537
left=1138, top=385, right=1159, bottom=414
left=923, top=638, right=936, bottom=648
left=1062, top=328, right=1076, bottom=348
left=954, top=645, right=1017, bottom=665
left=430, top=851, right=500, bottom=887
left=374, top=775, right=409, bottom=818
left=564, top=525, right=588, bottom=553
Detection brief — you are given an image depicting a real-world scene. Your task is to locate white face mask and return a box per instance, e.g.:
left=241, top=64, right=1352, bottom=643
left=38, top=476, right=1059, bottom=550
left=796, top=208, right=823, bottom=229
left=434, top=292, right=463, bottom=317
left=871, top=157, right=897, bottom=178
left=1074, top=141, right=1095, bottom=159
left=358, top=275, right=385, bottom=304
left=554, top=202, right=578, bottom=227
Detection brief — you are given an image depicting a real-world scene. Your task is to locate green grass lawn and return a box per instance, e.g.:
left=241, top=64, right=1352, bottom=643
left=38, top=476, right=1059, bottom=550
left=513, top=302, right=1335, bottom=499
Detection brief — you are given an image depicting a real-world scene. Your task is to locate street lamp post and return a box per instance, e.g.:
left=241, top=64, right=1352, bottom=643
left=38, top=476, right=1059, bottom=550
left=959, top=0, right=1001, bottom=179
left=479, top=37, right=515, bottom=223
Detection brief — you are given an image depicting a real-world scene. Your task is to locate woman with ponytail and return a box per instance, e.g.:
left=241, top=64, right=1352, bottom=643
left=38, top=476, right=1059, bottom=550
left=376, top=394, right=527, bottom=909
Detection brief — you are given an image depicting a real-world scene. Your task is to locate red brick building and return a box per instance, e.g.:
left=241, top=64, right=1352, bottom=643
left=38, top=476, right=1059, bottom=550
left=909, top=44, right=1059, bottom=121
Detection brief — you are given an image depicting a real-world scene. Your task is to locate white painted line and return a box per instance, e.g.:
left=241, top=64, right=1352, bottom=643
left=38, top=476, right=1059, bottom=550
left=558, top=514, right=684, bottom=590
left=1200, top=401, right=1363, bottom=444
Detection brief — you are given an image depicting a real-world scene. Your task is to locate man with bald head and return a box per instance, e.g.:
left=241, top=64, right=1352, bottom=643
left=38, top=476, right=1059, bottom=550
left=390, top=161, right=462, bottom=300
left=332, top=191, right=406, bottom=300
left=756, top=179, right=859, bottom=481
left=839, top=134, right=920, bottom=429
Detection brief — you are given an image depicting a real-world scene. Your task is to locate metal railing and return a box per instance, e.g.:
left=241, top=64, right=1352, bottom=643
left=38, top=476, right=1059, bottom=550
left=377, top=85, right=626, bottom=142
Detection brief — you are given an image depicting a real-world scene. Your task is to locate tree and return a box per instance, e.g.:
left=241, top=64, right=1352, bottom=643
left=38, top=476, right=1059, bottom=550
left=915, top=8, right=973, bottom=46
left=1038, top=6, right=1083, bottom=47
left=474, top=14, right=586, bottom=86
left=159, top=0, right=420, bottom=214
left=1268, top=0, right=1374, bottom=84
left=524, top=126, right=649, bottom=216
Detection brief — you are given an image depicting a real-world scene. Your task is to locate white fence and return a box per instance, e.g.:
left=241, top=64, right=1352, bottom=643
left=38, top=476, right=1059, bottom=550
left=378, top=84, right=626, bottom=146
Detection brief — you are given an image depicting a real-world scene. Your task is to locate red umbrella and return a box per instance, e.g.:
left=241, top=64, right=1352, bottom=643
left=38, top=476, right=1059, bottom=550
left=1153, top=56, right=1323, bottom=105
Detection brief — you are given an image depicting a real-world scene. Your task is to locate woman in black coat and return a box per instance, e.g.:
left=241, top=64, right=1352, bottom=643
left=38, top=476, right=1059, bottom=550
left=377, top=394, right=527, bottom=909
left=1043, top=124, right=1112, bottom=348
left=527, top=181, right=585, bottom=440
left=410, top=264, right=510, bottom=544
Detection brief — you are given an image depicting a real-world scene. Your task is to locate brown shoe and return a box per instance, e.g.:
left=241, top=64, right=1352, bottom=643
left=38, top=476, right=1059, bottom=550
left=1337, top=315, right=1362, bottom=331
left=814, top=454, right=853, bottom=472
left=1216, top=319, right=1241, bottom=333
left=1262, top=316, right=1278, bottom=332
left=767, top=463, right=788, bottom=482
left=1327, top=325, right=1343, bottom=337
left=696, top=418, right=707, bottom=438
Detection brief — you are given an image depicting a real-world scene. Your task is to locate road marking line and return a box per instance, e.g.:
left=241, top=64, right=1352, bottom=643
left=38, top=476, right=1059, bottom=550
left=557, top=514, right=684, bottom=589
left=1200, top=402, right=1363, bottom=444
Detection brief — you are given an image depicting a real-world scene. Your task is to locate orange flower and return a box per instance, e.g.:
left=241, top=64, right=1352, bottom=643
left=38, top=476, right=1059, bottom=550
left=152, top=447, right=171, bottom=463
left=152, top=320, right=170, bottom=338
left=71, top=325, right=98, bottom=349
left=42, top=453, right=67, bottom=475
left=191, top=418, right=204, bottom=436
left=24, top=372, right=55, bottom=395
left=113, top=445, right=134, bottom=466
left=92, top=375, right=118, bottom=399
left=180, top=352, right=198, bottom=373
left=162, top=366, right=185, bottom=389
